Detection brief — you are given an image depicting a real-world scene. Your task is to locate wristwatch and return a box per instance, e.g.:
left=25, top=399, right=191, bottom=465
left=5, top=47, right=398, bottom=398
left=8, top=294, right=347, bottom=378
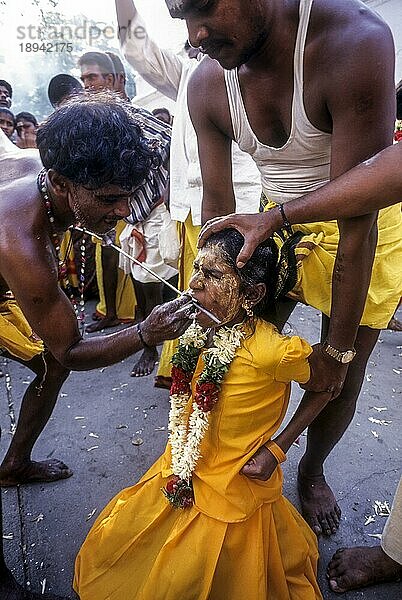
left=323, top=342, right=356, bottom=363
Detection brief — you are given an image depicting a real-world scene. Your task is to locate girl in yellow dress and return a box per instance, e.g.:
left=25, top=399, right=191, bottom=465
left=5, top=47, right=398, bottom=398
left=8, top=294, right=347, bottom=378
left=74, top=229, right=329, bottom=600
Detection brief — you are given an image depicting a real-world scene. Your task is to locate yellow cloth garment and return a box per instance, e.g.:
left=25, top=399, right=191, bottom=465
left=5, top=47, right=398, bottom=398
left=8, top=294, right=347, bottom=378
left=74, top=320, right=321, bottom=600
left=264, top=200, right=402, bottom=329
left=0, top=298, right=44, bottom=360
left=94, top=220, right=137, bottom=321
left=157, top=216, right=200, bottom=379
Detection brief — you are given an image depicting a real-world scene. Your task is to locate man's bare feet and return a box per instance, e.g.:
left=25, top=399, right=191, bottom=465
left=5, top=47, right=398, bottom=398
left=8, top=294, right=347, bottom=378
left=0, top=459, right=73, bottom=487
left=86, top=316, right=121, bottom=333
left=297, top=464, right=341, bottom=536
left=130, top=347, right=158, bottom=377
left=387, top=317, right=402, bottom=331
left=327, top=546, right=402, bottom=593
left=0, top=567, right=69, bottom=599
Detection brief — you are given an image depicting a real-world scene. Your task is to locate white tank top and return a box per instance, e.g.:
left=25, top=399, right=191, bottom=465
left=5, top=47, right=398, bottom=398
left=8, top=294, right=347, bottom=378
left=224, top=0, right=331, bottom=203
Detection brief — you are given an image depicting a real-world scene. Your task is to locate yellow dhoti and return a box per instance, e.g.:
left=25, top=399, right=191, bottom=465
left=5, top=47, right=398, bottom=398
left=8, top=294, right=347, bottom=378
left=0, top=298, right=44, bottom=361
left=94, top=220, right=137, bottom=322
left=264, top=200, right=402, bottom=329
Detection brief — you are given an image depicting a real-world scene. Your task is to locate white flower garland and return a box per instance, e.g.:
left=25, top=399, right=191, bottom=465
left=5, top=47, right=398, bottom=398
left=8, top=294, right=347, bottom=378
left=168, top=321, right=244, bottom=483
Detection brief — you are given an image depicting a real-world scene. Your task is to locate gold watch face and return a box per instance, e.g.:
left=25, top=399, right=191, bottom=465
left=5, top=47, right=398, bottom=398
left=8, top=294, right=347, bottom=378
left=341, top=350, right=355, bottom=363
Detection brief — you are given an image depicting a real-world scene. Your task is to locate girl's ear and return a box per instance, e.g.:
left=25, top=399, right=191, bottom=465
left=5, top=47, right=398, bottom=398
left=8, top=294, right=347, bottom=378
left=244, top=283, right=266, bottom=308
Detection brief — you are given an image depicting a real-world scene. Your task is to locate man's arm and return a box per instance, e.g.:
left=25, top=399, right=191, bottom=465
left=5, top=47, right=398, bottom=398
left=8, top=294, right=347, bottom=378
left=282, top=143, right=402, bottom=222
left=187, top=60, right=236, bottom=223
left=198, top=140, right=402, bottom=263
left=241, top=389, right=332, bottom=479
left=315, top=21, right=395, bottom=393
left=115, top=0, right=184, bottom=101
left=0, top=230, right=191, bottom=371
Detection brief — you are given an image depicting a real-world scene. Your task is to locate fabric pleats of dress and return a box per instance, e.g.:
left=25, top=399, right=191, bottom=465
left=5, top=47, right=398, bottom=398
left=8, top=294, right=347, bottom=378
left=75, top=471, right=320, bottom=600
left=74, top=321, right=322, bottom=600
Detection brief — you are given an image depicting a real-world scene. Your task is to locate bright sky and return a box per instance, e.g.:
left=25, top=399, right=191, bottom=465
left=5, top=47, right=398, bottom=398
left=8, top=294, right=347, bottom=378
left=0, top=0, right=187, bottom=55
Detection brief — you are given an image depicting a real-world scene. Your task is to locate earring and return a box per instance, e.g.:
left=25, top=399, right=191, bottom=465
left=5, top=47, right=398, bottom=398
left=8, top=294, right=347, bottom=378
left=242, top=301, right=253, bottom=317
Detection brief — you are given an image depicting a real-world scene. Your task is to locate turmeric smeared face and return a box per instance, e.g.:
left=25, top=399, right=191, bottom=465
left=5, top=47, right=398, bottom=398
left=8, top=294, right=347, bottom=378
left=189, top=244, right=243, bottom=327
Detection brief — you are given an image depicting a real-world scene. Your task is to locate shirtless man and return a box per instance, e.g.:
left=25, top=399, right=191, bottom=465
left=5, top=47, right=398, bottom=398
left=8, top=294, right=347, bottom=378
left=0, top=96, right=192, bottom=597
left=0, top=95, right=192, bottom=490
left=166, top=0, right=399, bottom=536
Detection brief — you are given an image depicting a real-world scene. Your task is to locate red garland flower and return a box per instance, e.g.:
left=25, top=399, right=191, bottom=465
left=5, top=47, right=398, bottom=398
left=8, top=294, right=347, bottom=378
left=195, top=381, right=220, bottom=412
left=170, top=366, right=192, bottom=396
left=163, top=475, right=194, bottom=509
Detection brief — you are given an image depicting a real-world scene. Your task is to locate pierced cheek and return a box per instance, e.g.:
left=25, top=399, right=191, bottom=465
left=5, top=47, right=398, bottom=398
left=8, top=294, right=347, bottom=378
left=212, top=275, right=241, bottom=322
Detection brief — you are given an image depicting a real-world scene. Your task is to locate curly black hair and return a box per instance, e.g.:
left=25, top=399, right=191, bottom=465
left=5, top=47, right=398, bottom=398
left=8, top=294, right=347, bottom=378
left=36, top=92, right=161, bottom=191
left=204, top=229, right=279, bottom=319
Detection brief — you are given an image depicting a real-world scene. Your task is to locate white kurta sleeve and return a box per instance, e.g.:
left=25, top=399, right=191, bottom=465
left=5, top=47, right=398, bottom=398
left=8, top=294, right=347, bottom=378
left=122, top=10, right=184, bottom=101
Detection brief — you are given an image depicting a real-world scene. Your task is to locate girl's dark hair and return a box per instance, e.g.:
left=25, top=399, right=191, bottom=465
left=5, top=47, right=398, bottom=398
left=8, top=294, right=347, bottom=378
left=204, top=228, right=279, bottom=320
left=36, top=92, right=161, bottom=191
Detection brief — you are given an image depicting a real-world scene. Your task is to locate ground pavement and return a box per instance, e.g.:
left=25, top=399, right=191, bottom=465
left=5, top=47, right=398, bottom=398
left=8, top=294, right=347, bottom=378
left=1, top=302, right=401, bottom=599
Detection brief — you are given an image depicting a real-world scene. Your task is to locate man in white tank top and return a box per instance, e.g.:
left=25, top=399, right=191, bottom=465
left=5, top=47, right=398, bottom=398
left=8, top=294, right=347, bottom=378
left=166, top=0, right=398, bottom=540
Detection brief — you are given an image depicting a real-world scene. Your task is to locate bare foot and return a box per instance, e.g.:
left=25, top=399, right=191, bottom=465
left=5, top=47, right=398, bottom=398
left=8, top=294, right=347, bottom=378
left=387, top=317, right=402, bottom=331
left=0, top=459, right=73, bottom=487
left=327, top=546, right=402, bottom=593
left=86, top=316, right=122, bottom=333
left=297, top=464, right=341, bottom=536
left=130, top=347, right=158, bottom=377
left=0, top=567, right=69, bottom=599
left=154, top=375, right=172, bottom=390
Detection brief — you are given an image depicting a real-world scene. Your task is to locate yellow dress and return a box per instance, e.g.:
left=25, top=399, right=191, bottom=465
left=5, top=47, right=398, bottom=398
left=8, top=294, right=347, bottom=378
left=74, top=320, right=322, bottom=600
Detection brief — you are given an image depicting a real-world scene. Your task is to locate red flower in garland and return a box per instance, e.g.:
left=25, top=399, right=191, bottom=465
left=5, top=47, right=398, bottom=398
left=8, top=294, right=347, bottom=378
left=195, top=381, right=220, bottom=412
left=170, top=366, right=192, bottom=396
left=163, top=476, right=194, bottom=509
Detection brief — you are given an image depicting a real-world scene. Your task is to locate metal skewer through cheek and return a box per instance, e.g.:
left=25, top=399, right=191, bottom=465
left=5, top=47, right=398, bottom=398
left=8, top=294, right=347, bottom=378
left=73, top=226, right=221, bottom=325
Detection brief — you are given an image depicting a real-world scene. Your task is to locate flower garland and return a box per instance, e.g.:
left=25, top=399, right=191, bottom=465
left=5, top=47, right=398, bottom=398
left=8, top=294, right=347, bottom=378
left=395, top=119, right=402, bottom=143
left=163, top=321, right=244, bottom=509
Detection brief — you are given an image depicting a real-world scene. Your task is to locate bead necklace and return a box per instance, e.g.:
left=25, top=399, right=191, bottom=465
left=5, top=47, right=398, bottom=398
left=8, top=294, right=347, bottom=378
left=37, top=169, right=86, bottom=333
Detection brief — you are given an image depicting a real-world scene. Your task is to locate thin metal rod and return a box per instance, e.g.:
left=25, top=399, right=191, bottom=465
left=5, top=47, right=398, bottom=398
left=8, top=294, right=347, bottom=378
left=73, top=226, right=221, bottom=325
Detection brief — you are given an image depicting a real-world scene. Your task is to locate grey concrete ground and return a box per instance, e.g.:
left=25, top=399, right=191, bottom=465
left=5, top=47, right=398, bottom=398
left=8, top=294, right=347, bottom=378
left=1, top=302, right=401, bottom=599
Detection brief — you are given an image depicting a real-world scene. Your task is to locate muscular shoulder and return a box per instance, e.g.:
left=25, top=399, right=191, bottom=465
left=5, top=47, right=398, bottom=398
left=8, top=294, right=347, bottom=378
left=0, top=150, right=42, bottom=184
left=305, top=0, right=395, bottom=137
left=309, top=0, right=394, bottom=79
left=187, top=56, right=233, bottom=138
left=0, top=166, right=43, bottom=239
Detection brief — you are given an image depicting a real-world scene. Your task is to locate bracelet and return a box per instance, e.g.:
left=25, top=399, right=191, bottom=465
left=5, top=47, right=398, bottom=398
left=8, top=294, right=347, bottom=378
left=265, top=440, right=287, bottom=464
left=135, top=322, right=150, bottom=348
left=277, top=203, right=293, bottom=235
